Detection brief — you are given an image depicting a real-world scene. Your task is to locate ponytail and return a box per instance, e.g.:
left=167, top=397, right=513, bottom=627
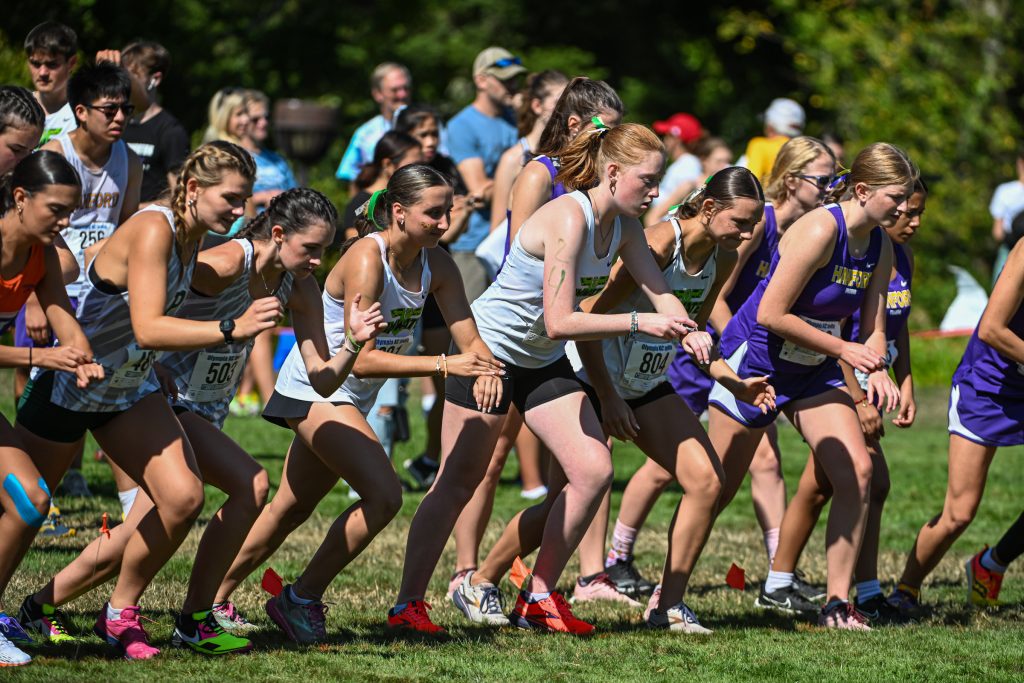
left=675, top=166, right=764, bottom=221
left=555, top=122, right=663, bottom=192
left=236, top=187, right=337, bottom=241
left=825, top=142, right=918, bottom=204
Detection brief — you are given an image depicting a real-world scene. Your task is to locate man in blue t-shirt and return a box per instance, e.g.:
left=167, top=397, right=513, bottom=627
left=446, top=46, right=524, bottom=300
left=335, top=63, right=412, bottom=188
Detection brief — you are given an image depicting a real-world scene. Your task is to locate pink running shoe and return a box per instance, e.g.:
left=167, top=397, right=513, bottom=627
left=447, top=568, right=473, bottom=600
left=571, top=573, right=641, bottom=607
left=644, top=585, right=662, bottom=622
left=94, top=605, right=160, bottom=660
left=818, top=601, right=871, bottom=631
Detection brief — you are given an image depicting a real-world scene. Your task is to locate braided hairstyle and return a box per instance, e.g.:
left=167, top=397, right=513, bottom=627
left=170, top=141, right=256, bottom=236
left=236, top=187, right=338, bottom=241
left=0, top=86, right=45, bottom=136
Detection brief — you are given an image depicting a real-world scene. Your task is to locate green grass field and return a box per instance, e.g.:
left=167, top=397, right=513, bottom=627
left=5, top=356, right=1024, bottom=681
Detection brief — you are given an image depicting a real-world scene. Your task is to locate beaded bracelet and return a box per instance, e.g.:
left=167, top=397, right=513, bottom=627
left=629, top=310, right=639, bottom=338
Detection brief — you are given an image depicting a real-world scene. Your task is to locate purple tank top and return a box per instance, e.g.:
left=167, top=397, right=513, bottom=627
left=721, top=203, right=884, bottom=374
left=503, top=155, right=567, bottom=259
left=954, top=291, right=1024, bottom=399
left=845, top=241, right=912, bottom=344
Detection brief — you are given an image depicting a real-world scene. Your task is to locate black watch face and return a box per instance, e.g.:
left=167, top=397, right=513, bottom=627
left=220, top=320, right=235, bottom=333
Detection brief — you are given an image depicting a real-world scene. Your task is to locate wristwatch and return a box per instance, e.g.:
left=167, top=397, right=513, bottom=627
left=220, top=319, right=235, bottom=344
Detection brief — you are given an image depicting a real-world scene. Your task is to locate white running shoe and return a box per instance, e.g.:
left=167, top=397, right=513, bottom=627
left=0, top=631, right=30, bottom=666
left=646, top=601, right=712, bottom=634
left=451, top=571, right=509, bottom=626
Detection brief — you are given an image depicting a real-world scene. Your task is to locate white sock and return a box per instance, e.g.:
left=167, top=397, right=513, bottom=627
left=764, top=570, right=794, bottom=594
left=855, top=579, right=883, bottom=603
left=526, top=590, right=552, bottom=603
left=981, top=548, right=1008, bottom=573
left=287, top=585, right=314, bottom=605
left=118, top=487, right=139, bottom=519
left=421, top=394, right=436, bottom=414
left=106, top=603, right=122, bottom=620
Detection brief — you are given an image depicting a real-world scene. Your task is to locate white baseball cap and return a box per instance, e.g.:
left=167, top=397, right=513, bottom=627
left=764, top=98, right=805, bottom=136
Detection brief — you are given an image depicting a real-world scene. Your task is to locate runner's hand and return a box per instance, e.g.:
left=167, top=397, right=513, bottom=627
left=24, top=295, right=50, bottom=344
left=36, top=345, right=93, bottom=372
left=348, top=293, right=387, bottom=344
left=857, top=400, right=884, bottom=439
left=598, top=390, right=639, bottom=441
left=682, top=330, right=714, bottom=366
left=472, top=374, right=503, bottom=412
left=235, top=297, right=283, bottom=341
left=444, top=352, right=505, bottom=378
left=638, top=313, right=697, bottom=340
left=865, top=369, right=900, bottom=413
left=153, top=362, right=178, bottom=400
left=892, top=389, right=916, bottom=428
left=732, top=375, right=777, bottom=414
left=839, top=341, right=885, bottom=374
left=74, top=361, right=105, bottom=388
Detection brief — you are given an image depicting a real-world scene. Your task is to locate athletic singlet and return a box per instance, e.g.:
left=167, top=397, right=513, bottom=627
left=502, top=154, right=568, bottom=261
left=0, top=245, right=46, bottom=333
left=162, top=238, right=294, bottom=427
left=274, top=232, right=430, bottom=415
left=576, top=219, right=717, bottom=399
left=38, top=103, right=76, bottom=146
left=954, top=290, right=1024, bottom=400
left=845, top=240, right=912, bottom=353
left=56, top=133, right=129, bottom=299
left=474, top=190, right=622, bottom=369
left=720, top=203, right=883, bottom=374
left=50, top=205, right=197, bottom=412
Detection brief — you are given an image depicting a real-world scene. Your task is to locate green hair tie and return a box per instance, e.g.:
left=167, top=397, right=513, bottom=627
left=591, top=116, right=608, bottom=130
left=367, top=189, right=388, bottom=231
left=704, top=174, right=714, bottom=185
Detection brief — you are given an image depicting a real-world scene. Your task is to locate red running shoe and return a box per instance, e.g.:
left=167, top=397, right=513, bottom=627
left=509, top=591, right=594, bottom=635
left=387, top=600, right=445, bottom=634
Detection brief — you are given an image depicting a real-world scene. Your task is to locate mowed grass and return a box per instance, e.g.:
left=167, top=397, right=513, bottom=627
left=5, top=374, right=1024, bottom=681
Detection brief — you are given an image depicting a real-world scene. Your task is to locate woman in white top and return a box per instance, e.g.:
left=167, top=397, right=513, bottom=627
left=390, top=123, right=704, bottom=635
left=211, top=164, right=502, bottom=645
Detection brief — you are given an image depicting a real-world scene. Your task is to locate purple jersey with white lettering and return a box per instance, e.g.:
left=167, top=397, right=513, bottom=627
left=954, top=296, right=1024, bottom=400
left=720, top=203, right=883, bottom=374
left=845, top=240, right=912, bottom=344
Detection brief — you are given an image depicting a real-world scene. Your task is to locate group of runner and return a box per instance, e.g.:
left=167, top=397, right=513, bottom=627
left=0, top=20, right=1021, bottom=669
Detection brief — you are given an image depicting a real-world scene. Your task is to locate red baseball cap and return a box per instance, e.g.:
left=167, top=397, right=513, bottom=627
left=652, top=113, right=702, bottom=144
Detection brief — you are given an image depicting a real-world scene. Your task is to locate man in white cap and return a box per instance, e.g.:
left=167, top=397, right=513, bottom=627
left=740, top=97, right=805, bottom=182
left=445, top=46, right=525, bottom=301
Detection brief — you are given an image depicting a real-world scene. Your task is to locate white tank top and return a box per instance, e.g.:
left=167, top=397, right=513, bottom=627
left=472, top=190, right=622, bottom=369
left=57, top=133, right=129, bottom=299
left=570, top=219, right=717, bottom=399
left=274, top=232, right=430, bottom=415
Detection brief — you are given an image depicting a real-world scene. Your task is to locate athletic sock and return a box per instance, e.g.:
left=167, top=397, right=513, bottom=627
left=390, top=602, right=408, bottom=615
left=287, top=585, right=314, bottom=605
left=606, top=519, right=639, bottom=567
left=118, top=487, right=139, bottom=519
left=106, top=603, right=122, bottom=621
left=895, top=582, right=920, bottom=599
left=980, top=547, right=1008, bottom=573
left=764, top=570, right=794, bottom=594
left=525, top=590, right=552, bottom=603
left=993, top=510, right=1024, bottom=566
left=763, top=528, right=780, bottom=564
left=855, top=579, right=883, bottom=603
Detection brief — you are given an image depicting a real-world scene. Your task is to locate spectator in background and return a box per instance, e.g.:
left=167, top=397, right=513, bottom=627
left=121, top=41, right=189, bottom=204
left=650, top=112, right=703, bottom=211
left=241, top=89, right=297, bottom=210
left=645, top=136, right=733, bottom=227
left=335, top=63, right=412, bottom=188
left=989, top=145, right=1024, bottom=284
left=741, top=97, right=805, bottom=182
left=446, top=46, right=525, bottom=301
left=340, top=131, right=423, bottom=241
left=24, top=21, right=79, bottom=145
left=822, top=131, right=846, bottom=169
left=202, top=87, right=251, bottom=144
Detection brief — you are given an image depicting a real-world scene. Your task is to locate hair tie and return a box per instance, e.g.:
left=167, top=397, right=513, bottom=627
left=828, top=170, right=851, bottom=190
left=704, top=174, right=715, bottom=186
left=682, top=185, right=706, bottom=206
left=591, top=116, right=610, bottom=138
left=366, top=188, right=388, bottom=231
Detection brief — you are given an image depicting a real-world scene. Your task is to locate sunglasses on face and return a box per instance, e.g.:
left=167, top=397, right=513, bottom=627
left=492, top=56, right=522, bottom=68
left=85, top=102, right=135, bottom=119
left=797, top=174, right=833, bottom=190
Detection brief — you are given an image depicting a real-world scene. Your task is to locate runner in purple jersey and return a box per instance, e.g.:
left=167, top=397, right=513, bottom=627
left=708, top=142, right=916, bottom=630
left=769, top=179, right=927, bottom=626
left=614, top=138, right=835, bottom=598
left=888, top=216, right=1024, bottom=615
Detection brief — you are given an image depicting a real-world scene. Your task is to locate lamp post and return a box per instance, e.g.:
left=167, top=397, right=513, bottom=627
left=273, top=99, right=338, bottom=187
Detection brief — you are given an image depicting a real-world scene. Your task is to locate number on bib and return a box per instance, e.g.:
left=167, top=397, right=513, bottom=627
left=184, top=350, right=246, bottom=402
left=621, top=339, right=676, bottom=393
left=108, top=343, right=156, bottom=389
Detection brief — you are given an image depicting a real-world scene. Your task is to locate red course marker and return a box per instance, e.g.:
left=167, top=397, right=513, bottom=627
left=726, top=563, right=745, bottom=590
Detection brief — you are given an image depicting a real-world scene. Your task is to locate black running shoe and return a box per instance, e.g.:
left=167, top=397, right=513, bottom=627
left=604, top=559, right=656, bottom=597
left=755, top=583, right=821, bottom=614
left=403, top=454, right=439, bottom=490
left=854, top=594, right=910, bottom=625
left=792, top=569, right=826, bottom=602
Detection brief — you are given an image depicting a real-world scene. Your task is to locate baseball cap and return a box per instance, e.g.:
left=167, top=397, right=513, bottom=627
left=652, top=113, right=702, bottom=144
left=764, top=98, right=805, bottom=136
left=473, top=47, right=527, bottom=80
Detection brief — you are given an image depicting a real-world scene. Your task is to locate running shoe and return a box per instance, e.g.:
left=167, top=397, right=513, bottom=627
left=172, top=610, right=253, bottom=655
left=59, top=469, right=92, bottom=498
left=403, top=455, right=439, bottom=490
left=854, top=594, right=909, bottom=625
left=644, top=585, right=662, bottom=622
left=39, top=506, right=75, bottom=538
left=0, top=614, right=32, bottom=646
left=508, top=591, right=594, bottom=635
left=212, top=602, right=257, bottom=633
left=451, top=571, right=509, bottom=625
left=885, top=584, right=921, bottom=617
left=387, top=600, right=445, bottom=634
left=755, top=583, right=820, bottom=614
left=19, top=596, right=77, bottom=644
left=265, top=586, right=328, bottom=644
left=966, top=547, right=1005, bottom=607
left=93, top=605, right=160, bottom=660
left=0, top=631, right=30, bottom=667
left=818, top=600, right=871, bottom=631
left=447, top=568, right=473, bottom=599
left=646, top=601, right=712, bottom=634
left=604, top=558, right=656, bottom=598
left=572, top=573, right=641, bottom=607
left=792, top=569, right=826, bottom=602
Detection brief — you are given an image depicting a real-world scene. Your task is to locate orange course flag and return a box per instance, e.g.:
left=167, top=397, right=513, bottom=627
left=726, top=563, right=745, bottom=590
left=509, top=556, right=532, bottom=590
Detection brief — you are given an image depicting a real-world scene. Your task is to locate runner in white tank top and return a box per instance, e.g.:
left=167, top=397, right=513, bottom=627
left=210, top=167, right=501, bottom=644
left=14, top=141, right=263, bottom=660
left=392, top=123, right=701, bottom=635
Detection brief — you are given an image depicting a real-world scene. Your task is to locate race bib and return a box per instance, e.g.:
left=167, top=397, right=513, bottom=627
left=64, top=222, right=115, bottom=258
left=621, top=338, right=676, bottom=392
left=523, top=316, right=557, bottom=351
left=184, top=350, right=246, bottom=402
left=778, top=316, right=842, bottom=366
left=108, top=343, right=156, bottom=389
left=374, top=334, right=414, bottom=356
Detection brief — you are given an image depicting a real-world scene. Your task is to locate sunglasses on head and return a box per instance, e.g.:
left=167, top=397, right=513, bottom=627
left=797, top=174, right=833, bottom=190
left=85, top=102, right=135, bottom=119
left=491, top=56, right=522, bottom=68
